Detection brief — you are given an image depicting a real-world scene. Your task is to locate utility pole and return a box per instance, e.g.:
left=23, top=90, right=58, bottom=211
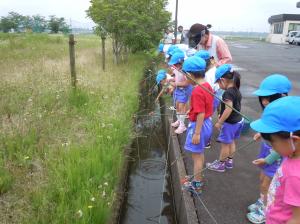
left=174, top=0, right=179, bottom=44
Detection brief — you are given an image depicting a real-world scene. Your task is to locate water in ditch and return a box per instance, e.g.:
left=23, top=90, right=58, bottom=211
left=121, top=67, right=176, bottom=224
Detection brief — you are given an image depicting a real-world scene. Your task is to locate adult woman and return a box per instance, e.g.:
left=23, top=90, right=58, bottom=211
left=188, top=23, right=232, bottom=66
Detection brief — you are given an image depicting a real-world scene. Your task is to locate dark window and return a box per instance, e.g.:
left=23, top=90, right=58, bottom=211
left=273, top=23, right=284, bottom=34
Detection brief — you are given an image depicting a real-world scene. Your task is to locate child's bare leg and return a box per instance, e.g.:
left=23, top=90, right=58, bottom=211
left=219, top=143, right=230, bottom=161
left=192, top=153, right=204, bottom=181
left=178, top=102, right=185, bottom=114
left=229, top=141, right=236, bottom=158
left=260, top=173, right=272, bottom=206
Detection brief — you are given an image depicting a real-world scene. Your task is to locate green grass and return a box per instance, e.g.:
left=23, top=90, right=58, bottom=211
left=0, top=33, right=147, bottom=223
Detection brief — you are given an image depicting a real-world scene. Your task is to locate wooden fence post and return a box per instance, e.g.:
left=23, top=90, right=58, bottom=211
left=69, top=34, right=76, bottom=88
left=101, top=36, right=106, bottom=71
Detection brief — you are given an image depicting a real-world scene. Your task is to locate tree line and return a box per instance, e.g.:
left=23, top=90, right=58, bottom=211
left=87, top=0, right=171, bottom=63
left=0, top=11, right=70, bottom=33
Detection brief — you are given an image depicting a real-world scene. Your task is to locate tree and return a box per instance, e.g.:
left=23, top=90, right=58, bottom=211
left=31, top=15, right=47, bottom=33
left=0, top=17, right=14, bottom=32
left=0, top=11, right=24, bottom=32
left=48, top=15, right=70, bottom=34
left=87, top=0, right=170, bottom=64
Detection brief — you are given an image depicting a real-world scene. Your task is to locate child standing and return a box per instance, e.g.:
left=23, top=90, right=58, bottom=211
left=207, top=64, right=244, bottom=172
left=247, top=74, right=292, bottom=224
left=194, top=50, right=221, bottom=112
left=250, top=96, right=300, bottom=224
left=181, top=56, right=214, bottom=194
left=168, top=51, right=193, bottom=134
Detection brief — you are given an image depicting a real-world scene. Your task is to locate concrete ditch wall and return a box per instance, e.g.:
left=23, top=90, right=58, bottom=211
left=161, top=102, right=199, bottom=224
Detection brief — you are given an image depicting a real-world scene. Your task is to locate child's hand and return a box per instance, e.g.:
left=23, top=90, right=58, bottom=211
left=215, top=122, right=222, bottom=131
left=169, top=81, right=176, bottom=87
left=192, top=134, right=200, bottom=144
left=253, top=133, right=261, bottom=141
left=186, top=109, right=190, bottom=115
left=252, top=158, right=266, bottom=166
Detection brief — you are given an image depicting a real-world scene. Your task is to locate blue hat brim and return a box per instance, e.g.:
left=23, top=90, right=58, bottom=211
left=250, top=119, right=281, bottom=133
left=168, top=61, right=175, bottom=66
left=253, top=89, right=278, bottom=96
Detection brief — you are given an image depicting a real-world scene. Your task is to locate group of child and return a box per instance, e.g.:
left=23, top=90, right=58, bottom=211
left=155, top=43, right=300, bottom=224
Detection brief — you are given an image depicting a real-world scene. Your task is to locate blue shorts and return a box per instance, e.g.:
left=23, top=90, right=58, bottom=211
left=217, top=119, right=244, bottom=144
left=213, top=97, right=221, bottom=112
left=174, top=85, right=193, bottom=104
left=258, top=142, right=282, bottom=178
left=184, top=118, right=213, bottom=154
left=213, top=89, right=224, bottom=112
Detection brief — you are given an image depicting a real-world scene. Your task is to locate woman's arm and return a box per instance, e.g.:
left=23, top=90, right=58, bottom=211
left=216, top=38, right=232, bottom=66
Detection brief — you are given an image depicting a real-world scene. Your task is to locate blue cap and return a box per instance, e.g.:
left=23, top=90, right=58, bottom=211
left=253, top=74, right=292, bottom=96
left=170, top=48, right=184, bottom=56
left=251, top=96, right=300, bottom=133
left=194, top=50, right=210, bottom=60
left=156, top=69, right=167, bottom=85
left=215, top=64, right=233, bottom=82
left=158, top=43, right=164, bottom=52
left=166, top=45, right=178, bottom=57
left=182, top=56, right=206, bottom=72
left=168, top=51, right=185, bottom=66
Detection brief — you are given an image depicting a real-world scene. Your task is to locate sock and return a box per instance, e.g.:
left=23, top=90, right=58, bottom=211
left=178, top=115, right=185, bottom=126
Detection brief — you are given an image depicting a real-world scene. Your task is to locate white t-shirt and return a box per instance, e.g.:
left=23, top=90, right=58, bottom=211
left=164, top=33, right=175, bottom=44
left=205, top=66, right=219, bottom=92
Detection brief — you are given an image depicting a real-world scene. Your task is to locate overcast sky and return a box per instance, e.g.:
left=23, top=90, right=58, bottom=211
left=0, top=0, right=299, bottom=31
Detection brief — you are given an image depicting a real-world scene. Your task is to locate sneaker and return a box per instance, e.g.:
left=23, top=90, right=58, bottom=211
left=174, top=125, right=187, bottom=134
left=168, top=106, right=176, bottom=111
left=180, top=175, right=193, bottom=185
left=206, top=160, right=226, bottom=172
left=171, top=120, right=180, bottom=128
left=204, top=142, right=211, bottom=149
left=247, top=207, right=265, bottom=224
left=248, top=198, right=264, bottom=212
left=225, top=158, right=233, bottom=169
left=182, top=180, right=203, bottom=195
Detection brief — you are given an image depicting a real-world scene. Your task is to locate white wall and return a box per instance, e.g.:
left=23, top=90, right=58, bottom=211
left=267, top=20, right=300, bottom=44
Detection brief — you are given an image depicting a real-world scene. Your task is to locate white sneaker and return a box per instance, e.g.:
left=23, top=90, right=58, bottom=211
left=174, top=125, right=187, bottom=134
left=171, top=120, right=180, bottom=128
left=247, top=207, right=265, bottom=224
left=248, top=198, right=264, bottom=212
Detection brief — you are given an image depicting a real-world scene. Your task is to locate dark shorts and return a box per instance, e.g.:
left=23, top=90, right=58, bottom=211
left=217, top=119, right=244, bottom=144
left=184, top=118, right=213, bottom=154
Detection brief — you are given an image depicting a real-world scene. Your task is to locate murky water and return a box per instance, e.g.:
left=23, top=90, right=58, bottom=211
left=121, top=68, right=176, bottom=224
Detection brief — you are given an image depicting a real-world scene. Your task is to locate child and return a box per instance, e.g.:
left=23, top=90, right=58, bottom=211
left=194, top=50, right=221, bottom=113
left=207, top=64, right=244, bottom=172
left=168, top=51, right=193, bottom=134
left=250, top=96, right=300, bottom=224
left=155, top=69, right=174, bottom=102
left=181, top=56, right=214, bottom=194
left=247, top=74, right=292, bottom=224
left=194, top=50, right=219, bottom=149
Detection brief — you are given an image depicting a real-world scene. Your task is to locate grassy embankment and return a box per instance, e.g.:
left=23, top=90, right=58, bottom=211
left=0, top=33, right=146, bottom=223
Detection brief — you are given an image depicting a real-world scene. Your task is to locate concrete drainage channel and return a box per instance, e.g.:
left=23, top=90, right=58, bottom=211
left=109, top=62, right=199, bottom=224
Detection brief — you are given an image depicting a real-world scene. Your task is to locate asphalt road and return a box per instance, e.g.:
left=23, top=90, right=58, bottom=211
left=177, top=41, right=300, bottom=224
